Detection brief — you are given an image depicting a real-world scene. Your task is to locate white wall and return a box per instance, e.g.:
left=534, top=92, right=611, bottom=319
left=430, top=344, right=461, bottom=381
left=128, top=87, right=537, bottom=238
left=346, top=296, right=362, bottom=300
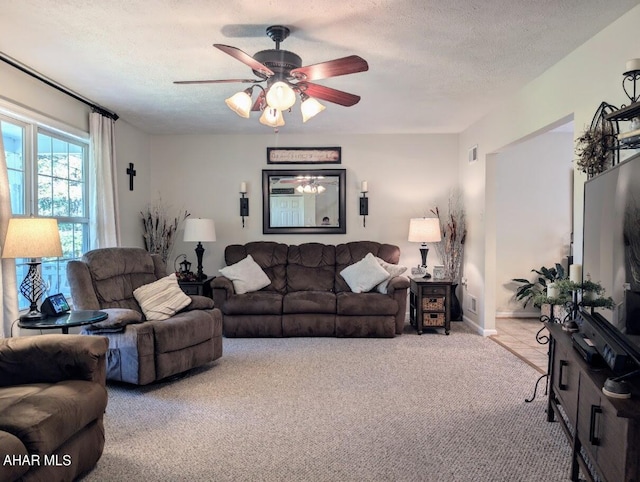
left=147, top=133, right=459, bottom=276
left=459, top=5, right=640, bottom=334
left=495, top=131, right=573, bottom=317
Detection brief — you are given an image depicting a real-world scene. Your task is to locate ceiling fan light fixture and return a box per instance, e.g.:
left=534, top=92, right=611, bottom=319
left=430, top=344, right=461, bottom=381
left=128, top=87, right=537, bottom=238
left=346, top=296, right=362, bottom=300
left=300, top=95, right=326, bottom=122
left=225, top=89, right=253, bottom=118
left=259, top=108, right=285, bottom=128
left=266, top=81, right=296, bottom=111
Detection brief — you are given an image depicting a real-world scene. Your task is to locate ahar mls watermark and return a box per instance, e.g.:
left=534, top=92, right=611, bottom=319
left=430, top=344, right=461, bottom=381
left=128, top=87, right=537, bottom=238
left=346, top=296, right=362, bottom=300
left=3, top=454, right=72, bottom=467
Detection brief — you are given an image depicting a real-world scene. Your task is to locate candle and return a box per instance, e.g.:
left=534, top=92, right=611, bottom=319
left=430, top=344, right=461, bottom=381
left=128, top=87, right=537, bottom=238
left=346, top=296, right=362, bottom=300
left=570, top=264, right=582, bottom=283
left=361, top=181, right=368, bottom=193
left=626, top=58, right=640, bottom=72
left=240, top=182, right=247, bottom=193
left=547, top=283, right=559, bottom=299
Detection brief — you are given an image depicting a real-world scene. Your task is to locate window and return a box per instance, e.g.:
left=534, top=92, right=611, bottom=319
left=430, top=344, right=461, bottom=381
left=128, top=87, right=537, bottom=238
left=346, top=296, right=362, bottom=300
left=1, top=114, right=89, bottom=309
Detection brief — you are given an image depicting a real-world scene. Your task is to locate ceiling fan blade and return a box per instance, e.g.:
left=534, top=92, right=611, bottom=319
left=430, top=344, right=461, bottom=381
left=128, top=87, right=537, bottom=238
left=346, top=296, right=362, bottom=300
left=290, top=55, right=368, bottom=81
left=214, top=44, right=274, bottom=78
left=173, top=79, right=260, bottom=85
left=297, top=82, right=361, bottom=107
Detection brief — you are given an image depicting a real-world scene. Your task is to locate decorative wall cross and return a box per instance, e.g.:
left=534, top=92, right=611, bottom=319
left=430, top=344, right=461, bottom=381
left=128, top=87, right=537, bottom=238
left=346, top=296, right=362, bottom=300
left=126, top=163, right=136, bottom=191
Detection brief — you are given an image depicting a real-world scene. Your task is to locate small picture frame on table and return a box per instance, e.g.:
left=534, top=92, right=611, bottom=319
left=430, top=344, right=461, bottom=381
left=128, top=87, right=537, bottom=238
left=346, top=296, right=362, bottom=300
left=432, top=265, right=445, bottom=280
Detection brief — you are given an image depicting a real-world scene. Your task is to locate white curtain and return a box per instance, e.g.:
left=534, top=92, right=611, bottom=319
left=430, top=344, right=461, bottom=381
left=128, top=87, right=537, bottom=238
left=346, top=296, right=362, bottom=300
left=89, top=112, right=121, bottom=248
left=0, top=126, right=19, bottom=337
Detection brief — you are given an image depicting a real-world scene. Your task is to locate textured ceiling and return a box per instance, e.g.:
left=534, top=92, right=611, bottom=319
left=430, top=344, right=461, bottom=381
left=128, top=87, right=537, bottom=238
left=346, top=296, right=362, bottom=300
left=1, top=1, right=638, bottom=135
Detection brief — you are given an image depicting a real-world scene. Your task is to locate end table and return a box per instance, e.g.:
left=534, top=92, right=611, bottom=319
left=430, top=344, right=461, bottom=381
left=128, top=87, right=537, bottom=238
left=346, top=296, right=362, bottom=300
left=409, top=278, right=452, bottom=335
left=178, top=275, right=214, bottom=298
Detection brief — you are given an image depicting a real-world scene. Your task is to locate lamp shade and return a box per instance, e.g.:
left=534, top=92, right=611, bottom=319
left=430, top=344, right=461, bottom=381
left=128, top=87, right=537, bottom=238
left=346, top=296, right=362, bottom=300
left=408, top=217, right=441, bottom=243
left=301, top=96, right=326, bottom=122
left=183, top=218, right=217, bottom=242
left=1, top=218, right=62, bottom=258
left=225, top=90, right=252, bottom=118
left=259, top=108, right=285, bottom=128
left=266, top=81, right=296, bottom=111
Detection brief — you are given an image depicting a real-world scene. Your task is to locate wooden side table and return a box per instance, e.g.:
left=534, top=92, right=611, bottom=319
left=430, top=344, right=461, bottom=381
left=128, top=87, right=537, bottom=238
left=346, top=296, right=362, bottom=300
left=178, top=275, right=215, bottom=298
left=409, top=278, right=452, bottom=335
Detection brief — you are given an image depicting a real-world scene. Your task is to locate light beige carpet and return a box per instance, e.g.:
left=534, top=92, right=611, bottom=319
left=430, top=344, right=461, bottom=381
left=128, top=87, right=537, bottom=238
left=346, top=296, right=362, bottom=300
left=81, top=322, right=571, bottom=481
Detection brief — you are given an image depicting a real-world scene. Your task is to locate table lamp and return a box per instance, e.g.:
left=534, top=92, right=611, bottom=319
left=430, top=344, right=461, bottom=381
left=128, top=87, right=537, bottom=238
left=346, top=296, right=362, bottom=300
left=183, top=218, right=217, bottom=281
left=1, top=217, right=62, bottom=320
left=408, top=217, right=441, bottom=278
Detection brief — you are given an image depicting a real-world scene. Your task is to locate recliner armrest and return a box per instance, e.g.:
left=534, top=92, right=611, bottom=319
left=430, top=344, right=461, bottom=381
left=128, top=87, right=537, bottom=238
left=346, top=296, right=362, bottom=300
left=212, top=276, right=235, bottom=307
left=386, top=276, right=410, bottom=295
left=0, top=334, right=108, bottom=387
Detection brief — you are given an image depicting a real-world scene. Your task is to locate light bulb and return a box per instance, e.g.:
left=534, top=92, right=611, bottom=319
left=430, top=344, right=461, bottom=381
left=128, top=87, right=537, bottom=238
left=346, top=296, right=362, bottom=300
left=225, top=90, right=252, bottom=118
left=259, top=108, right=285, bottom=127
left=301, top=96, right=326, bottom=122
left=266, top=82, right=296, bottom=110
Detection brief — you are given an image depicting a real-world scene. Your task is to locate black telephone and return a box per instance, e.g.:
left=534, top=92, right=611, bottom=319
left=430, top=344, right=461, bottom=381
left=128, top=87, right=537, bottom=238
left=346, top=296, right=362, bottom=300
left=41, top=293, right=70, bottom=317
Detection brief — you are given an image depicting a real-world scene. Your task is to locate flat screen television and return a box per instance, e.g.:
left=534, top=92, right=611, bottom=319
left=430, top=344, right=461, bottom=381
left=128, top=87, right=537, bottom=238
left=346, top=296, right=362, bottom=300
left=581, top=151, right=640, bottom=374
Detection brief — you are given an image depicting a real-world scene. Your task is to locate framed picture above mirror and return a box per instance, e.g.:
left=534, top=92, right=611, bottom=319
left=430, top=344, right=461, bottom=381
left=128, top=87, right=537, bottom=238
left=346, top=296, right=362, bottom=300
left=262, top=169, right=346, bottom=234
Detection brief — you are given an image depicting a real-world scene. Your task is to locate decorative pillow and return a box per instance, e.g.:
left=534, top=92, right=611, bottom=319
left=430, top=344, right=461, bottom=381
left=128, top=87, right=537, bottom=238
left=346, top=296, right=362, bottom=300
left=375, top=257, right=408, bottom=294
left=340, top=252, right=391, bottom=293
left=218, top=254, right=271, bottom=294
left=133, top=273, right=192, bottom=320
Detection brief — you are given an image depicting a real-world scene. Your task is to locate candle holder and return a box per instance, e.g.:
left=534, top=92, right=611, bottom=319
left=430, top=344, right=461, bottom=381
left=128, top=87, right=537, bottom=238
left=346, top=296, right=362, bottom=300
left=622, top=68, right=640, bottom=105
left=359, top=181, right=368, bottom=227
left=240, top=182, right=249, bottom=228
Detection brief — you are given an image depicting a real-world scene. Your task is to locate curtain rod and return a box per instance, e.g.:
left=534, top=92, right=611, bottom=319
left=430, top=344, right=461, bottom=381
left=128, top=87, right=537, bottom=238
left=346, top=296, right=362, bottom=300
left=0, top=52, right=119, bottom=121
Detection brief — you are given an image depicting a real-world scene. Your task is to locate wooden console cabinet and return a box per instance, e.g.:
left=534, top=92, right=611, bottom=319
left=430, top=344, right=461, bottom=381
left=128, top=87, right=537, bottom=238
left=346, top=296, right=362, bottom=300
left=547, top=323, right=640, bottom=481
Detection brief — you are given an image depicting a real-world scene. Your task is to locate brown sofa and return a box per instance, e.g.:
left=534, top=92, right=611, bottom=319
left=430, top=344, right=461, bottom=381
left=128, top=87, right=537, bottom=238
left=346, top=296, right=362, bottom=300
left=67, top=247, right=223, bottom=385
left=0, top=334, right=108, bottom=482
left=212, top=241, right=409, bottom=337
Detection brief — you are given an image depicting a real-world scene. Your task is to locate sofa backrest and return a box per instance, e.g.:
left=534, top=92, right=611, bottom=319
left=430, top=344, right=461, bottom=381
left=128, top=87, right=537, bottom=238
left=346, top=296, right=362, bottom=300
left=335, top=241, right=401, bottom=292
left=222, top=241, right=400, bottom=294
left=286, top=243, right=336, bottom=292
left=225, top=241, right=289, bottom=293
left=69, top=247, right=161, bottom=311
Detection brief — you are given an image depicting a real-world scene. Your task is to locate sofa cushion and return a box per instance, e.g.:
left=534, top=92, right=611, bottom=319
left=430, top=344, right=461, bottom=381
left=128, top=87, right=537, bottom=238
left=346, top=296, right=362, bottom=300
left=219, top=255, right=271, bottom=294
left=336, top=292, right=399, bottom=316
left=339, top=253, right=390, bottom=293
left=0, top=431, right=29, bottom=481
left=150, top=309, right=216, bottom=353
left=375, top=257, right=408, bottom=294
left=283, top=291, right=336, bottom=314
left=133, top=273, right=192, bottom=320
left=82, top=247, right=159, bottom=310
left=286, top=243, right=336, bottom=292
left=223, top=292, right=283, bottom=315
left=335, top=242, right=401, bottom=292
left=0, top=381, right=107, bottom=454
left=225, top=242, right=288, bottom=293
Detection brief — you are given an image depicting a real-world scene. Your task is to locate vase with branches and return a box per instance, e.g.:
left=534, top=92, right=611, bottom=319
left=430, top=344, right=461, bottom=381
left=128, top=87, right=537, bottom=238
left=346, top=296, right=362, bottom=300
left=141, top=199, right=190, bottom=264
left=431, top=190, right=466, bottom=284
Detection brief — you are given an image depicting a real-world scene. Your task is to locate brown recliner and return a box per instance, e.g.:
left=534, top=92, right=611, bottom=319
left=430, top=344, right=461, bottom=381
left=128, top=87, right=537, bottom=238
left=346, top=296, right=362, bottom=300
left=67, top=247, right=223, bottom=385
left=0, top=334, right=108, bottom=482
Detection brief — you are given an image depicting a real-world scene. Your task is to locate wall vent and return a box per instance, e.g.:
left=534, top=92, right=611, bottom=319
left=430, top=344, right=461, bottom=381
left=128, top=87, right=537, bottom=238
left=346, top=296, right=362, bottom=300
left=469, top=295, right=478, bottom=314
left=468, top=145, right=478, bottom=163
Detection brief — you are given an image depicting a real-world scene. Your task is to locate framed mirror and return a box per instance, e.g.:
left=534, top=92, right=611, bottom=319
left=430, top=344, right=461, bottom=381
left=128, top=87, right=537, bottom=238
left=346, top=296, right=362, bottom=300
left=262, top=169, right=346, bottom=234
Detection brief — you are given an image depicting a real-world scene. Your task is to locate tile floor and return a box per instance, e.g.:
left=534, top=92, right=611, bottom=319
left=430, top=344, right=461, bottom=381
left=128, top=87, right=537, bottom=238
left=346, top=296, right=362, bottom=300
left=490, top=317, right=549, bottom=374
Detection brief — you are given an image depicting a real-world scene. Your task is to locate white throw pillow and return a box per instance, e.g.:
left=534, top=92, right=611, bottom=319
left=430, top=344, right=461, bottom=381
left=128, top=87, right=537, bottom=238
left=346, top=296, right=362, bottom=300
left=340, top=252, right=391, bottom=293
left=375, top=257, right=408, bottom=294
left=133, top=273, right=192, bottom=321
left=219, top=254, right=271, bottom=294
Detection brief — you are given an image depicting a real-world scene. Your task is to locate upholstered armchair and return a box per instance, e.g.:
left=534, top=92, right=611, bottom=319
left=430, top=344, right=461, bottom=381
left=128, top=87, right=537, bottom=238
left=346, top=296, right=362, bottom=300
left=0, top=334, right=108, bottom=482
left=67, top=247, right=222, bottom=385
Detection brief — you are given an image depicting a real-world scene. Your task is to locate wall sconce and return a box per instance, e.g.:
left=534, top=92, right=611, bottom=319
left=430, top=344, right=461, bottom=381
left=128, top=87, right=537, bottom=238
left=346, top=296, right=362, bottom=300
left=240, top=182, right=249, bottom=228
left=359, top=180, right=368, bottom=227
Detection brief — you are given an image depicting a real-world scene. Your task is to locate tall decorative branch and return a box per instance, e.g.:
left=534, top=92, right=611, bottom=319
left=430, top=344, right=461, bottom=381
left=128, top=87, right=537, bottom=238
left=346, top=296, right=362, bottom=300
left=431, top=190, right=466, bottom=283
left=141, top=198, right=190, bottom=264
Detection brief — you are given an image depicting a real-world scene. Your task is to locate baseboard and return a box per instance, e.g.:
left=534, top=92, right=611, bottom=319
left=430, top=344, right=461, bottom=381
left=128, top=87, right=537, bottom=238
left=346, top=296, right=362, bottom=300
left=462, top=316, right=497, bottom=337
left=496, top=311, right=540, bottom=319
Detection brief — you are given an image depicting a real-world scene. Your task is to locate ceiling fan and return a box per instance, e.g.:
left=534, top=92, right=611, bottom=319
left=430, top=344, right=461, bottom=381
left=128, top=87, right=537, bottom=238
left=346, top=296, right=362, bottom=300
left=174, top=25, right=369, bottom=128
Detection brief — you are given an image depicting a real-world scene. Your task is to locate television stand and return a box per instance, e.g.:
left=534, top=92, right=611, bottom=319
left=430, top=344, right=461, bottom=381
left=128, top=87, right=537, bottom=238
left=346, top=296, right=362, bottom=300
left=547, top=323, right=640, bottom=481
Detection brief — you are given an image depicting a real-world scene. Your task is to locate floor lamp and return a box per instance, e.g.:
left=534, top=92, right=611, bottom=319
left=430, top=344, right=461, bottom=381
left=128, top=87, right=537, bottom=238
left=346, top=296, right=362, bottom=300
left=183, top=218, right=217, bottom=281
left=408, top=217, right=442, bottom=279
left=1, top=217, right=62, bottom=320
